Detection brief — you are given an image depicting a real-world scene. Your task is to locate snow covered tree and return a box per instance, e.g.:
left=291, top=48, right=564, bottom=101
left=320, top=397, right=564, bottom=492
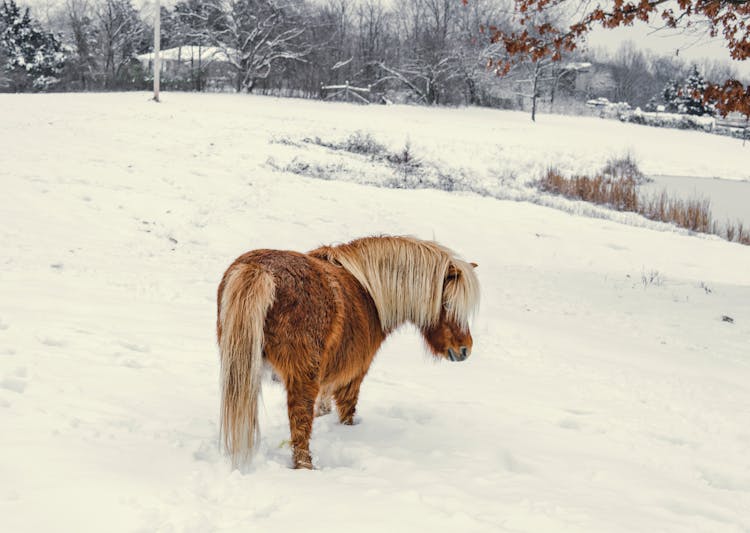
left=682, top=64, right=711, bottom=116
left=0, top=0, right=66, bottom=91
left=167, top=0, right=224, bottom=90
left=662, top=79, right=681, bottom=113
left=58, top=0, right=98, bottom=90
left=608, top=42, right=652, bottom=107
left=393, top=0, right=462, bottom=105
left=661, top=67, right=715, bottom=115
left=183, top=0, right=309, bottom=93
left=93, top=0, right=146, bottom=89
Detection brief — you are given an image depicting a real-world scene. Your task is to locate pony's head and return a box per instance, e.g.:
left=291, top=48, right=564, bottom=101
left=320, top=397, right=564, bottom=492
left=309, top=236, right=480, bottom=360
left=421, top=261, right=478, bottom=362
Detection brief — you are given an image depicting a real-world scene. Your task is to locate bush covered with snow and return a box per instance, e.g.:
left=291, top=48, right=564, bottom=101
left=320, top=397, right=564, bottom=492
left=623, top=109, right=716, bottom=132
left=0, top=0, right=65, bottom=91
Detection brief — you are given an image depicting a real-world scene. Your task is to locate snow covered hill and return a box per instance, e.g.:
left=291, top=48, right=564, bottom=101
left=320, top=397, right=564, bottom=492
left=1, top=93, right=749, bottom=533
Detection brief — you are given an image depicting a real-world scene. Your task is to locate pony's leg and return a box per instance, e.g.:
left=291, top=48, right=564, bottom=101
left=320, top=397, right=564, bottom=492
left=286, top=378, right=319, bottom=469
left=333, top=375, right=365, bottom=425
left=315, top=388, right=332, bottom=417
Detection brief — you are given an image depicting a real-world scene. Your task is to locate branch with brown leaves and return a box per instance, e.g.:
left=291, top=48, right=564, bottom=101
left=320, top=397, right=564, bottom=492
left=465, top=0, right=750, bottom=115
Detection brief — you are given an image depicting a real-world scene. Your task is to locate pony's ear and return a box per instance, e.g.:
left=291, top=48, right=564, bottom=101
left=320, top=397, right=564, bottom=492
left=446, top=263, right=461, bottom=280
left=447, top=262, right=477, bottom=279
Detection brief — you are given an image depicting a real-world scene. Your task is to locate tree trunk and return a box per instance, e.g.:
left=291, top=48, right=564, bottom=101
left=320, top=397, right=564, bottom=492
left=465, top=77, right=479, bottom=106
left=531, top=62, right=540, bottom=122
left=550, top=77, right=557, bottom=112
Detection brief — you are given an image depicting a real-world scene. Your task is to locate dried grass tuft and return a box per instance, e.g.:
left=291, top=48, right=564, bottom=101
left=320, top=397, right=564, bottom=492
left=537, top=157, right=746, bottom=246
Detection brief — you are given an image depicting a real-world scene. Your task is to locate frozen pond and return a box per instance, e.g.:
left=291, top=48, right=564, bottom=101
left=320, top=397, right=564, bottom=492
left=642, top=175, right=750, bottom=226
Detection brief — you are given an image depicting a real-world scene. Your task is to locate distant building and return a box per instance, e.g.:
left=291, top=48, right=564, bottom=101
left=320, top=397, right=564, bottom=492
left=137, top=46, right=235, bottom=91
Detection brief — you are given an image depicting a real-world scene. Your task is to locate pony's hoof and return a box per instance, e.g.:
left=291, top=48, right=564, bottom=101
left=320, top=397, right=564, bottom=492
left=293, top=450, right=313, bottom=469
left=341, top=415, right=361, bottom=426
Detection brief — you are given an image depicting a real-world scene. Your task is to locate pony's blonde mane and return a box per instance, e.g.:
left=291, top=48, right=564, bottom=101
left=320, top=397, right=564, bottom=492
left=312, top=236, right=479, bottom=331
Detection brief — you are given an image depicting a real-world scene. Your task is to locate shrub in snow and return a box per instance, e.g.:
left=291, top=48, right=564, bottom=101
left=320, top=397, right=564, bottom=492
left=601, top=153, right=647, bottom=184
left=641, top=269, right=664, bottom=288
left=644, top=97, right=658, bottom=112
left=586, top=97, right=631, bottom=119
left=341, top=131, right=387, bottom=156
left=622, top=110, right=715, bottom=132
left=296, top=133, right=480, bottom=195
left=386, top=141, right=421, bottom=172
left=303, top=131, right=387, bottom=157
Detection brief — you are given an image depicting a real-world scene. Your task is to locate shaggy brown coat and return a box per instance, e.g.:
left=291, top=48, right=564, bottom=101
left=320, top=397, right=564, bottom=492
left=217, top=236, right=479, bottom=469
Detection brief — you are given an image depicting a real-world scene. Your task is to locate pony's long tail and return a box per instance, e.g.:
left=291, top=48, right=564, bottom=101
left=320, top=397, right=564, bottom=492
left=218, top=262, right=276, bottom=467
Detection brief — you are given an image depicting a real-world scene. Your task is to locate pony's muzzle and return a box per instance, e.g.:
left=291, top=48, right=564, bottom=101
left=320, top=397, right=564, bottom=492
left=447, top=346, right=470, bottom=362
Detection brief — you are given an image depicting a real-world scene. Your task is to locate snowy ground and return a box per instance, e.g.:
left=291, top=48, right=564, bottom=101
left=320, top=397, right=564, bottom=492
left=1, top=93, right=749, bottom=533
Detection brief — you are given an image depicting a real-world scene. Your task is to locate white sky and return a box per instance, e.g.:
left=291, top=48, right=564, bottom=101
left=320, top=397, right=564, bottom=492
left=588, top=21, right=750, bottom=79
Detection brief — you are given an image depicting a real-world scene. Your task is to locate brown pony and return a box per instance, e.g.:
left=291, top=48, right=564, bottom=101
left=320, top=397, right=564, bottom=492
left=216, top=235, right=479, bottom=469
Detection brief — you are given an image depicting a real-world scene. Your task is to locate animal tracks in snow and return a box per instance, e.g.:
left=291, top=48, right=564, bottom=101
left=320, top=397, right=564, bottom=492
left=1, top=367, right=28, bottom=394
left=37, top=336, right=68, bottom=348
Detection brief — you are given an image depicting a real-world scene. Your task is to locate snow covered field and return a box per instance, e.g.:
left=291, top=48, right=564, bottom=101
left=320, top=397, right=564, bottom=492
left=1, top=92, right=749, bottom=533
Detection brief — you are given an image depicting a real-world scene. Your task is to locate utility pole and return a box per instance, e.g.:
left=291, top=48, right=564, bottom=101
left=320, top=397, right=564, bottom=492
left=153, top=0, right=161, bottom=102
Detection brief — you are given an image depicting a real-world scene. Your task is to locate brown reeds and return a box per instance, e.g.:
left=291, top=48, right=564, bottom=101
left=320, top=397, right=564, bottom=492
left=537, top=157, right=747, bottom=246
left=538, top=170, right=639, bottom=211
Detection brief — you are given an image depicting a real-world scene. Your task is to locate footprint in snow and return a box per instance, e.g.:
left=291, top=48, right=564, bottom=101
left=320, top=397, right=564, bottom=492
left=38, top=336, right=67, bottom=348
left=193, top=440, right=222, bottom=463
left=564, top=408, right=593, bottom=416
left=558, top=418, right=582, bottom=430
left=119, top=341, right=150, bottom=353
left=499, top=449, right=535, bottom=474
left=119, top=358, right=146, bottom=369
left=382, top=405, right=433, bottom=425
left=1, top=368, right=28, bottom=394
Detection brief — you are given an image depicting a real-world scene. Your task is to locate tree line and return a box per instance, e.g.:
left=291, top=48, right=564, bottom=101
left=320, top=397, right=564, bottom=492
left=1, top=0, right=746, bottom=117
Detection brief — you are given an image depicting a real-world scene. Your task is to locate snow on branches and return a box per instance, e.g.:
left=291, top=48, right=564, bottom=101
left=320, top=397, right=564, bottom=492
left=0, top=0, right=65, bottom=90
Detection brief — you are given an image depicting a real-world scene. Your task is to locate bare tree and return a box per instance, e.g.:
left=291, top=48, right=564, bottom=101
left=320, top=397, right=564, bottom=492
left=184, top=0, right=309, bottom=92
left=355, top=0, right=392, bottom=83
left=170, top=0, right=220, bottom=90
left=58, top=0, right=98, bottom=89
left=499, top=8, right=574, bottom=120
left=373, top=0, right=462, bottom=104
left=607, top=41, right=652, bottom=106
left=452, top=0, right=510, bottom=106
left=294, top=0, right=355, bottom=95
left=93, top=0, right=145, bottom=89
